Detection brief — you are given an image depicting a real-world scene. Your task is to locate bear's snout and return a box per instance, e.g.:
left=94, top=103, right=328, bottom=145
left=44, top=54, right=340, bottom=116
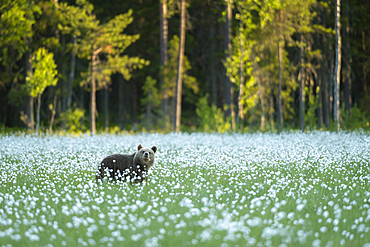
left=143, top=152, right=149, bottom=159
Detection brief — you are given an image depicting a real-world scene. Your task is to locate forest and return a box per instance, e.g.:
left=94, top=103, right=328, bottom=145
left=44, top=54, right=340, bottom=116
left=0, top=0, right=369, bottom=134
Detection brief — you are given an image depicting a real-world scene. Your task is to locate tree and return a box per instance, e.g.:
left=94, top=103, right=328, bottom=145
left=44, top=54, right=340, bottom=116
left=160, top=0, right=169, bottom=116
left=0, top=0, right=41, bottom=130
left=343, top=0, right=351, bottom=114
left=299, top=34, right=305, bottom=130
left=25, top=48, right=58, bottom=134
left=162, top=36, right=197, bottom=129
left=333, top=0, right=341, bottom=130
left=224, top=0, right=236, bottom=131
left=174, top=0, right=186, bottom=133
left=277, top=9, right=284, bottom=131
left=59, top=0, right=148, bottom=134
left=141, top=76, right=161, bottom=131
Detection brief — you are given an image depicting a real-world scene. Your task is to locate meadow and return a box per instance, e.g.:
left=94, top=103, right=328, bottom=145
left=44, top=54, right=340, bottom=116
left=0, top=132, right=370, bottom=247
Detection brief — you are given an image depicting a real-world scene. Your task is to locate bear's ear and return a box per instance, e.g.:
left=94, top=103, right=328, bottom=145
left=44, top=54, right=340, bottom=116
left=138, top=144, right=143, bottom=151
left=151, top=146, right=157, bottom=153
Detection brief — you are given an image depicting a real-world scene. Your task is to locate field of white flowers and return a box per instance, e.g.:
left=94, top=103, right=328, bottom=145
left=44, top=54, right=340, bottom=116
left=0, top=132, right=370, bottom=247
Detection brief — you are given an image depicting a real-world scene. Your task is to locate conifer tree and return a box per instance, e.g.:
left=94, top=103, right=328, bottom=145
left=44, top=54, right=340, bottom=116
left=58, top=0, right=148, bottom=134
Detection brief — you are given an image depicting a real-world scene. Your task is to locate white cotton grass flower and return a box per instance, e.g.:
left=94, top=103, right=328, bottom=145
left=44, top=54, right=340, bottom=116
left=1, top=132, right=370, bottom=246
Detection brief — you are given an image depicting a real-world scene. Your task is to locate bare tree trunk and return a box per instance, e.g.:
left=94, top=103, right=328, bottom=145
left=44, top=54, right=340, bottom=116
left=146, top=91, right=152, bottom=131
left=49, top=95, right=57, bottom=134
left=224, top=1, right=236, bottom=131
left=318, top=74, right=323, bottom=129
left=257, top=75, right=266, bottom=130
left=238, top=28, right=244, bottom=130
left=61, top=35, right=67, bottom=112
left=299, top=34, right=305, bottom=130
left=67, top=35, right=77, bottom=109
left=315, top=68, right=322, bottom=128
left=160, top=0, right=169, bottom=116
left=329, top=45, right=334, bottom=119
left=322, top=59, right=329, bottom=128
left=174, top=0, right=186, bottom=133
left=343, top=0, right=351, bottom=114
left=268, top=78, right=275, bottom=129
left=132, top=80, right=138, bottom=129
left=363, top=31, right=367, bottom=92
left=118, top=74, right=125, bottom=130
left=90, top=50, right=97, bottom=135
left=277, top=10, right=284, bottom=131
left=210, top=24, right=217, bottom=107
left=25, top=47, right=35, bottom=131
left=333, top=0, right=341, bottom=130
left=321, top=8, right=329, bottom=128
left=104, top=86, right=109, bottom=130
left=29, top=97, right=34, bottom=131
left=36, top=94, right=41, bottom=134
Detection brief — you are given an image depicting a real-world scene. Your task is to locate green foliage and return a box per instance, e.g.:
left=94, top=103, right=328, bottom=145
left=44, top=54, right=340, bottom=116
left=162, top=35, right=198, bottom=97
left=196, top=95, right=231, bottom=133
left=57, top=0, right=95, bottom=37
left=304, top=86, right=318, bottom=129
left=58, top=0, right=149, bottom=89
left=0, top=0, right=41, bottom=89
left=58, top=107, right=86, bottom=133
left=341, top=105, right=370, bottom=130
left=141, top=76, right=161, bottom=108
left=25, top=47, right=58, bottom=98
left=0, top=0, right=41, bottom=65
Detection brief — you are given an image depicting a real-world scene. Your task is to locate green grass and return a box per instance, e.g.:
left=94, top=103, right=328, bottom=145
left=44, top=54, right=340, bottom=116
left=0, top=132, right=369, bottom=246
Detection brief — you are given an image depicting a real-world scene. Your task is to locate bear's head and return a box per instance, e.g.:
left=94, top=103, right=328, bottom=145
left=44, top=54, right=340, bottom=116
left=134, top=144, right=157, bottom=170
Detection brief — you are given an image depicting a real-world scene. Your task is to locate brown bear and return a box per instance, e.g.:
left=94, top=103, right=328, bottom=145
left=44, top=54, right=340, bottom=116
left=96, top=144, right=157, bottom=183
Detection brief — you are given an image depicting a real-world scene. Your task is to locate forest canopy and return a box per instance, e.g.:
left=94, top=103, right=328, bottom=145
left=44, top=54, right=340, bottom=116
left=0, top=0, right=369, bottom=134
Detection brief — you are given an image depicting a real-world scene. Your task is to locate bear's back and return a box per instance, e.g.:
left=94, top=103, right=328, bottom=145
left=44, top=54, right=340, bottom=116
left=101, top=152, right=135, bottom=170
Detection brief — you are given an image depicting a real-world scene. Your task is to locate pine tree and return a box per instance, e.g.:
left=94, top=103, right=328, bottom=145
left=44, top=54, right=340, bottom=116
left=333, top=0, right=341, bottom=130
left=58, top=0, right=148, bottom=134
left=174, top=0, right=186, bottom=133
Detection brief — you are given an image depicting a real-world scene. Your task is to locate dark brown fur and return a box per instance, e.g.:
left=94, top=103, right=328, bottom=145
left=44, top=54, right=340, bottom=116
left=96, top=144, right=157, bottom=183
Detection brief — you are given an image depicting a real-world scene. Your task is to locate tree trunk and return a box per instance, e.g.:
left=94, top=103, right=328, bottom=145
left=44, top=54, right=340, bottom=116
left=174, top=0, right=186, bottom=133
left=146, top=91, right=152, bottom=131
left=343, top=0, right=351, bottom=114
left=26, top=48, right=35, bottom=131
left=104, top=86, right=109, bottom=130
left=363, top=31, right=367, bottom=92
left=36, top=93, right=41, bottom=134
left=268, top=78, right=275, bottom=129
left=118, top=74, right=125, bottom=130
left=238, top=28, right=244, bottom=130
left=61, top=34, right=67, bottom=112
left=277, top=10, right=284, bottom=131
left=322, top=59, right=329, bottom=128
left=67, top=35, right=77, bottom=109
left=160, top=0, right=169, bottom=116
left=224, top=1, right=236, bottom=131
left=210, top=24, right=217, bottom=107
left=316, top=68, right=322, bottom=128
left=321, top=8, right=329, bottom=128
left=90, top=50, right=97, bottom=135
left=49, top=94, right=57, bottom=134
left=333, top=0, right=341, bottom=130
left=132, top=79, right=138, bottom=130
left=257, top=75, right=266, bottom=130
left=299, top=34, right=305, bottom=130
left=329, top=45, right=334, bottom=119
